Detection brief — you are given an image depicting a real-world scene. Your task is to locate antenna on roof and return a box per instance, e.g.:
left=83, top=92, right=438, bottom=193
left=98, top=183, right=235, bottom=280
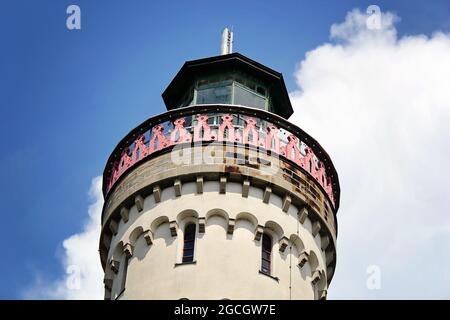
left=220, top=27, right=233, bottom=55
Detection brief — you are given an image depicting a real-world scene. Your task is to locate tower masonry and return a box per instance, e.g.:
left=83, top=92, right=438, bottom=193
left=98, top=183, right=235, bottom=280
left=99, top=34, right=340, bottom=300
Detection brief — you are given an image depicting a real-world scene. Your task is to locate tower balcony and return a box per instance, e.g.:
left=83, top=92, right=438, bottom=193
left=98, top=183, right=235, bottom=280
left=101, top=104, right=340, bottom=274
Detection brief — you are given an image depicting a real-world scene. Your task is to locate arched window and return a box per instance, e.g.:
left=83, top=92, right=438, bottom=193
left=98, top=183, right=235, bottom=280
left=182, top=223, right=196, bottom=263
left=261, top=233, right=272, bottom=274
left=118, top=256, right=129, bottom=298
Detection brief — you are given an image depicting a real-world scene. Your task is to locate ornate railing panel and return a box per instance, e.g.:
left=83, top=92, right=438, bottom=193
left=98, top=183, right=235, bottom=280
left=104, top=106, right=338, bottom=209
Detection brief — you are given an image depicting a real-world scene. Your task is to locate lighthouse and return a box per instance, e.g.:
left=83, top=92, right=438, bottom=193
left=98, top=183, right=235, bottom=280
left=99, top=30, right=340, bottom=300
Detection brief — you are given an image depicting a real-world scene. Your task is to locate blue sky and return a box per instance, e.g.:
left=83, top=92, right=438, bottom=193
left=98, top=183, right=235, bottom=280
left=1, top=0, right=450, bottom=299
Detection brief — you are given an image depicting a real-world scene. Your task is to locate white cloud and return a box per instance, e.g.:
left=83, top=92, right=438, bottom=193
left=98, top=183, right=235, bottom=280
left=23, top=176, right=104, bottom=299
left=290, top=9, right=450, bottom=299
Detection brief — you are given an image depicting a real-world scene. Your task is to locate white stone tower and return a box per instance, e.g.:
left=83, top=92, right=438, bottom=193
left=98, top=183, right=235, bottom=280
left=99, top=37, right=340, bottom=300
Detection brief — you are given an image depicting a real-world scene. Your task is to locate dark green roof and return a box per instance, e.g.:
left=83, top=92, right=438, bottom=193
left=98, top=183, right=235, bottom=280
left=162, top=52, right=294, bottom=119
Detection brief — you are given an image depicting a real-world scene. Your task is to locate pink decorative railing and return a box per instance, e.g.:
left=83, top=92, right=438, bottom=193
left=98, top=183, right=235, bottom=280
left=104, top=106, right=339, bottom=209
